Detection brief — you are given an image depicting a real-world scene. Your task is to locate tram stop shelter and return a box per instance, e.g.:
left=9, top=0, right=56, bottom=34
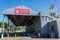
left=2, top=6, right=41, bottom=37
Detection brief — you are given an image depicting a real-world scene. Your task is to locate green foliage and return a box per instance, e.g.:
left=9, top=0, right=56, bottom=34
left=16, top=26, right=26, bottom=30
left=0, top=22, right=13, bottom=29
left=0, top=22, right=3, bottom=28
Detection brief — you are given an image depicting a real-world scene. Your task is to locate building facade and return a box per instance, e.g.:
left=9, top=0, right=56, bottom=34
left=40, top=12, right=59, bottom=38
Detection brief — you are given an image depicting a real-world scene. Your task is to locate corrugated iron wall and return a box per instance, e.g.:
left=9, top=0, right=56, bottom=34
left=26, top=16, right=41, bottom=36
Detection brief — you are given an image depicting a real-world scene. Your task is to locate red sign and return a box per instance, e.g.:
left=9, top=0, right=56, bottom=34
left=15, top=8, right=30, bottom=15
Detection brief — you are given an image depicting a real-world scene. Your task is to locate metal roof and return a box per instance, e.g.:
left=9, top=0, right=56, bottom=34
left=3, top=5, right=39, bottom=16
left=3, top=6, right=40, bottom=26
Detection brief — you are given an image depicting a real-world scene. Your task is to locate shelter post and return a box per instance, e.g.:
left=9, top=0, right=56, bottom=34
left=1, top=15, right=5, bottom=39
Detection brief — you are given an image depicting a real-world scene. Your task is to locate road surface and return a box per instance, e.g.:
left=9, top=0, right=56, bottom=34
left=0, top=37, right=60, bottom=40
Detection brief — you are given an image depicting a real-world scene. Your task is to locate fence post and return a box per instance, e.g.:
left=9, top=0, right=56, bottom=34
left=15, top=34, right=16, bottom=38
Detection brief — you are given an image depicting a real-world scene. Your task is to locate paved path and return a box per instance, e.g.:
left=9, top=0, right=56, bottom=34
left=0, top=37, right=60, bottom=40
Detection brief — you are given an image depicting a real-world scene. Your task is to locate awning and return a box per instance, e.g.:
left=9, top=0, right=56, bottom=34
left=7, top=15, right=39, bottom=26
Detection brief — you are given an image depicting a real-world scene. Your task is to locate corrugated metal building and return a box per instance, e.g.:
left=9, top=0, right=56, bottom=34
left=2, top=5, right=60, bottom=38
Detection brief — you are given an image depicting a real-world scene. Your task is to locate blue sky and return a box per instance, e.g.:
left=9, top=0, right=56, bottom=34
left=0, top=0, right=60, bottom=22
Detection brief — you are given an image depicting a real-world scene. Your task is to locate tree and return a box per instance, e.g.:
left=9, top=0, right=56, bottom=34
left=0, top=22, right=13, bottom=29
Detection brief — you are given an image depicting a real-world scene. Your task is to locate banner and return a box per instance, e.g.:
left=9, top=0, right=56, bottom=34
left=15, top=8, right=30, bottom=15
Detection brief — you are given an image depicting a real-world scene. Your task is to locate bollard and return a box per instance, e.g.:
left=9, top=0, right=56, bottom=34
left=15, top=34, right=16, bottom=38
left=7, top=34, right=10, bottom=40
left=1, top=33, right=4, bottom=39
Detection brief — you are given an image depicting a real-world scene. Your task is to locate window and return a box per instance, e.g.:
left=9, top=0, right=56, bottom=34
left=41, top=16, right=53, bottom=21
left=41, top=16, right=47, bottom=20
left=41, top=16, right=44, bottom=20
left=45, top=16, right=47, bottom=20
left=50, top=18, right=53, bottom=20
left=49, top=17, right=53, bottom=20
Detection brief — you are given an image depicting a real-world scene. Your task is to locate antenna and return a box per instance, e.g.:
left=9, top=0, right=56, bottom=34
left=21, top=0, right=24, bottom=8
left=49, top=5, right=56, bottom=16
left=49, top=0, right=56, bottom=15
